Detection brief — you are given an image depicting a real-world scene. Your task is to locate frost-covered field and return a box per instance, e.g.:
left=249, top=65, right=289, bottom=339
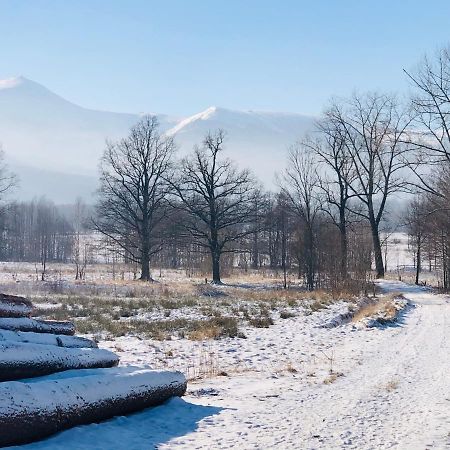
left=2, top=263, right=449, bottom=449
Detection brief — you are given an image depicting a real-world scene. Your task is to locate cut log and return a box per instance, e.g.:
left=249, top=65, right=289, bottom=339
left=0, top=329, right=97, bottom=349
left=0, top=367, right=187, bottom=447
left=0, top=317, right=75, bottom=335
left=0, top=293, right=34, bottom=318
left=0, top=342, right=119, bottom=381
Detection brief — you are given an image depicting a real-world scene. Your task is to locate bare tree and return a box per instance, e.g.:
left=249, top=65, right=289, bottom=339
left=405, top=196, right=427, bottom=285
left=327, top=93, right=411, bottom=278
left=0, top=147, right=17, bottom=200
left=172, top=130, right=261, bottom=284
left=304, top=115, right=355, bottom=280
left=72, top=197, right=88, bottom=280
left=404, top=47, right=450, bottom=197
left=282, top=146, right=321, bottom=290
left=250, top=189, right=269, bottom=270
left=94, top=116, right=175, bottom=281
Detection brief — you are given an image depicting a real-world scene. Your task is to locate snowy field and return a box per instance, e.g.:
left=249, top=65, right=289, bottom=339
left=1, top=259, right=448, bottom=449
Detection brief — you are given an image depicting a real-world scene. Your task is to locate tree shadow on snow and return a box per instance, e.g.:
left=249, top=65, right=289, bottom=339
left=15, top=397, right=225, bottom=450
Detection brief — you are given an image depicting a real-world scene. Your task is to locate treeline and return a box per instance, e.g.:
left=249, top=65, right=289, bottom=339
left=91, top=112, right=386, bottom=290
left=153, top=194, right=375, bottom=291
left=0, top=198, right=73, bottom=264
left=0, top=198, right=94, bottom=281
left=402, top=48, right=450, bottom=289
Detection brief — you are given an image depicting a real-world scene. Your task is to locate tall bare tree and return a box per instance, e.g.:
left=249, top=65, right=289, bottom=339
left=404, top=46, right=450, bottom=198
left=172, top=130, right=261, bottom=284
left=405, top=196, right=427, bottom=285
left=327, top=93, right=411, bottom=278
left=72, top=197, right=88, bottom=280
left=94, top=116, right=175, bottom=281
left=282, top=147, right=321, bottom=290
left=304, top=115, right=355, bottom=280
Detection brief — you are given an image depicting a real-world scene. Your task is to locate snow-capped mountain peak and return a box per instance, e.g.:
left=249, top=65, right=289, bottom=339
left=166, top=106, right=219, bottom=136
left=0, top=78, right=316, bottom=201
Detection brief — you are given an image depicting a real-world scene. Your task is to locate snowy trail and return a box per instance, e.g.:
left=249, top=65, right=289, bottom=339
left=165, top=281, right=450, bottom=449
left=15, top=281, right=450, bottom=449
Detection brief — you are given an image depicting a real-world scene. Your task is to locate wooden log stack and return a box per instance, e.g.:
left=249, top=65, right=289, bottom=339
left=0, top=293, right=187, bottom=447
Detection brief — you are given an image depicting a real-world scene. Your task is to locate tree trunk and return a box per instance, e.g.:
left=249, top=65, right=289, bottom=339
left=305, top=225, right=315, bottom=291
left=0, top=368, right=186, bottom=448
left=281, top=232, right=287, bottom=289
left=209, top=225, right=222, bottom=284
left=370, top=220, right=385, bottom=278
left=140, top=253, right=151, bottom=281
left=338, top=212, right=348, bottom=280
left=251, top=231, right=259, bottom=270
left=415, top=234, right=421, bottom=285
left=211, top=251, right=221, bottom=284
left=0, top=342, right=118, bottom=382
left=140, top=232, right=152, bottom=281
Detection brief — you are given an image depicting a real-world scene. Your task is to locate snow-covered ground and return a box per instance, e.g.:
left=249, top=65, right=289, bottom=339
left=11, top=280, right=450, bottom=449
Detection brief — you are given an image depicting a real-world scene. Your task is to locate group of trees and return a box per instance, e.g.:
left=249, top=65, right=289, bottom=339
left=0, top=199, right=74, bottom=278
left=403, top=48, right=450, bottom=288
left=0, top=47, right=449, bottom=290
left=94, top=119, right=261, bottom=283
left=93, top=106, right=383, bottom=288
left=92, top=46, right=450, bottom=289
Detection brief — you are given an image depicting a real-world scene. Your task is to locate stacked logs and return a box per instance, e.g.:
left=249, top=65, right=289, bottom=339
left=0, top=293, right=187, bottom=447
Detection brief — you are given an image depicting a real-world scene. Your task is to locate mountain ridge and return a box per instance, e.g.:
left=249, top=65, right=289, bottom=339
left=0, top=77, right=316, bottom=202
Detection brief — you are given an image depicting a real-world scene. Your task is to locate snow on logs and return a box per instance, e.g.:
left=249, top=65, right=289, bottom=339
left=0, top=367, right=187, bottom=447
left=0, top=293, right=34, bottom=318
left=0, top=317, right=75, bottom=335
left=0, top=293, right=188, bottom=446
left=0, top=342, right=119, bottom=381
left=0, top=328, right=97, bottom=348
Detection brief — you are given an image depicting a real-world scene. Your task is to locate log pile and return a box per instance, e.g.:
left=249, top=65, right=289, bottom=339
left=0, top=293, right=187, bottom=447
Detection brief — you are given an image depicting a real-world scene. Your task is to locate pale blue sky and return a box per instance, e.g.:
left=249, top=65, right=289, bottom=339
left=1, top=0, right=449, bottom=116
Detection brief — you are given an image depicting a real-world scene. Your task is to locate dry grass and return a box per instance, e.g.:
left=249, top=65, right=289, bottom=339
left=74, top=315, right=242, bottom=341
left=28, top=282, right=349, bottom=340
left=2, top=263, right=369, bottom=342
left=309, top=300, right=329, bottom=312
left=187, top=317, right=241, bottom=340
left=323, top=372, right=344, bottom=384
left=352, top=293, right=406, bottom=323
left=279, top=310, right=296, bottom=319
left=188, top=326, right=222, bottom=340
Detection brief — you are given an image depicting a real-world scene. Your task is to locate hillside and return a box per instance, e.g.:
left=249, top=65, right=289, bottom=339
left=0, top=77, right=315, bottom=202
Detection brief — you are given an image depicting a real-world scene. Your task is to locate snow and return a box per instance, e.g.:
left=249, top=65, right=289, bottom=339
left=166, top=106, right=219, bottom=135
left=12, top=397, right=218, bottom=450
left=0, top=329, right=97, bottom=348
left=0, top=367, right=185, bottom=415
left=0, top=341, right=118, bottom=370
left=0, top=317, right=75, bottom=334
left=11, top=281, right=450, bottom=449
left=0, top=301, right=32, bottom=318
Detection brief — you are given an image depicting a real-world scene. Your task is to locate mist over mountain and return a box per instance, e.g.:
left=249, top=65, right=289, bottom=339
left=0, top=77, right=316, bottom=203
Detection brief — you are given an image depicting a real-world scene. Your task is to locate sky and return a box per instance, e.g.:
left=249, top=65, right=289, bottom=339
left=1, top=0, right=450, bottom=117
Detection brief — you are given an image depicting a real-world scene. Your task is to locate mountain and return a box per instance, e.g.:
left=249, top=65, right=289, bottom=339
left=0, top=77, right=316, bottom=202
left=166, top=106, right=315, bottom=181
